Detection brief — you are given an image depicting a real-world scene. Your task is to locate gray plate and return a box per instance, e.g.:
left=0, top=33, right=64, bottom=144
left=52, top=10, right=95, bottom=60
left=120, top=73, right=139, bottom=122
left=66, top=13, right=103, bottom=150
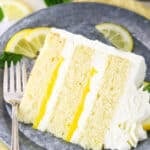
left=0, top=2, right=150, bottom=150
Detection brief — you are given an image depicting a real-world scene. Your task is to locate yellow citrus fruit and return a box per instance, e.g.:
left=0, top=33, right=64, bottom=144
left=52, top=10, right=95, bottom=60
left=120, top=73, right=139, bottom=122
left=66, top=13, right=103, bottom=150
left=0, top=0, right=32, bottom=20
left=96, top=22, right=134, bottom=52
left=5, top=27, right=51, bottom=58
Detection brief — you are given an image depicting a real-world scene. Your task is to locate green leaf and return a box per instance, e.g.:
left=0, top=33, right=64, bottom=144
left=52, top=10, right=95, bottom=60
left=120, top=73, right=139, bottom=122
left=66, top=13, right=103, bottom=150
left=0, top=7, right=4, bottom=22
left=0, top=52, right=22, bottom=69
left=44, top=0, right=70, bottom=6
left=143, top=82, right=150, bottom=93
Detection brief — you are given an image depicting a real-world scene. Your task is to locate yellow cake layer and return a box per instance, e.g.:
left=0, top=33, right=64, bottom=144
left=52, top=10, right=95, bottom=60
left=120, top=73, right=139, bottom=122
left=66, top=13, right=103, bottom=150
left=18, top=32, right=66, bottom=123
left=74, top=55, right=130, bottom=149
left=46, top=45, right=94, bottom=139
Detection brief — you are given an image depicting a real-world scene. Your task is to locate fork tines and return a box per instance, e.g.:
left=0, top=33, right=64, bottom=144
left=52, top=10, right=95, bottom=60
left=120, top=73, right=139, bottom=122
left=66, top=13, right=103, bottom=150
left=3, top=60, right=27, bottom=102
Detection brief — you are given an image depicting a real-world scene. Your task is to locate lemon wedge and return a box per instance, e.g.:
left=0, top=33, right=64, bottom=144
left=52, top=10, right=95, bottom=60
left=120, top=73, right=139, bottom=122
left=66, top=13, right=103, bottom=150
left=143, top=118, right=150, bottom=131
left=5, top=27, right=51, bottom=58
left=143, top=81, right=150, bottom=93
left=26, top=27, right=51, bottom=53
left=142, top=81, right=150, bottom=131
left=0, top=0, right=32, bottom=20
left=95, top=22, right=134, bottom=52
left=0, top=141, right=8, bottom=150
left=5, top=28, right=34, bottom=57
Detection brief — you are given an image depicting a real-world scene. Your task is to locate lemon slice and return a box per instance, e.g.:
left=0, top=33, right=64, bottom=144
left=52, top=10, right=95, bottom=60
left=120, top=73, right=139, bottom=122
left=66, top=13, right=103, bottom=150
left=143, top=118, right=150, bottom=131
left=5, top=27, right=51, bottom=58
left=95, top=22, right=134, bottom=52
left=5, top=28, right=36, bottom=58
left=26, top=27, right=51, bottom=53
left=142, top=81, right=150, bottom=131
left=0, top=0, right=32, bottom=20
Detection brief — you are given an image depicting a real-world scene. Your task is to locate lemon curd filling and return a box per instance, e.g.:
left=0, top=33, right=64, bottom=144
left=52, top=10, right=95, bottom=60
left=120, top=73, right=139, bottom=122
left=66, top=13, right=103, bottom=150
left=33, top=57, right=64, bottom=129
left=65, top=68, right=97, bottom=141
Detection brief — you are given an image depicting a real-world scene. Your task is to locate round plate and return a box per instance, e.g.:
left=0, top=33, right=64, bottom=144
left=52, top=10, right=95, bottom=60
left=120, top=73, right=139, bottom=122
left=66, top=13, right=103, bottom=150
left=0, top=3, right=150, bottom=150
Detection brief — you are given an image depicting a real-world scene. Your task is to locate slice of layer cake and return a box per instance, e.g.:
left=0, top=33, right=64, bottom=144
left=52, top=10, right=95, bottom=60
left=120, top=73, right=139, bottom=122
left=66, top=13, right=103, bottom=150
left=18, top=28, right=150, bottom=150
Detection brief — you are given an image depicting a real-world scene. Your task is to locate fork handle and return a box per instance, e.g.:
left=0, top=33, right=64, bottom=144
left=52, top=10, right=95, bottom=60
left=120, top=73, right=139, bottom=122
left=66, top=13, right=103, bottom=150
left=11, top=103, right=19, bottom=150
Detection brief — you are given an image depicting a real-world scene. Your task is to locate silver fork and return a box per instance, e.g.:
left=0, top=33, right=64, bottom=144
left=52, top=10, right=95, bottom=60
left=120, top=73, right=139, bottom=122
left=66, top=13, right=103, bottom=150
left=3, top=61, right=27, bottom=150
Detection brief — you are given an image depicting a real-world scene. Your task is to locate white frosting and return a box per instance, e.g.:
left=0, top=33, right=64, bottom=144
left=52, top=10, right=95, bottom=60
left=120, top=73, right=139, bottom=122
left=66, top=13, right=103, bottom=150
left=37, top=28, right=150, bottom=149
left=104, top=87, right=150, bottom=150
left=104, top=71, right=150, bottom=149
left=52, top=28, right=146, bottom=88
